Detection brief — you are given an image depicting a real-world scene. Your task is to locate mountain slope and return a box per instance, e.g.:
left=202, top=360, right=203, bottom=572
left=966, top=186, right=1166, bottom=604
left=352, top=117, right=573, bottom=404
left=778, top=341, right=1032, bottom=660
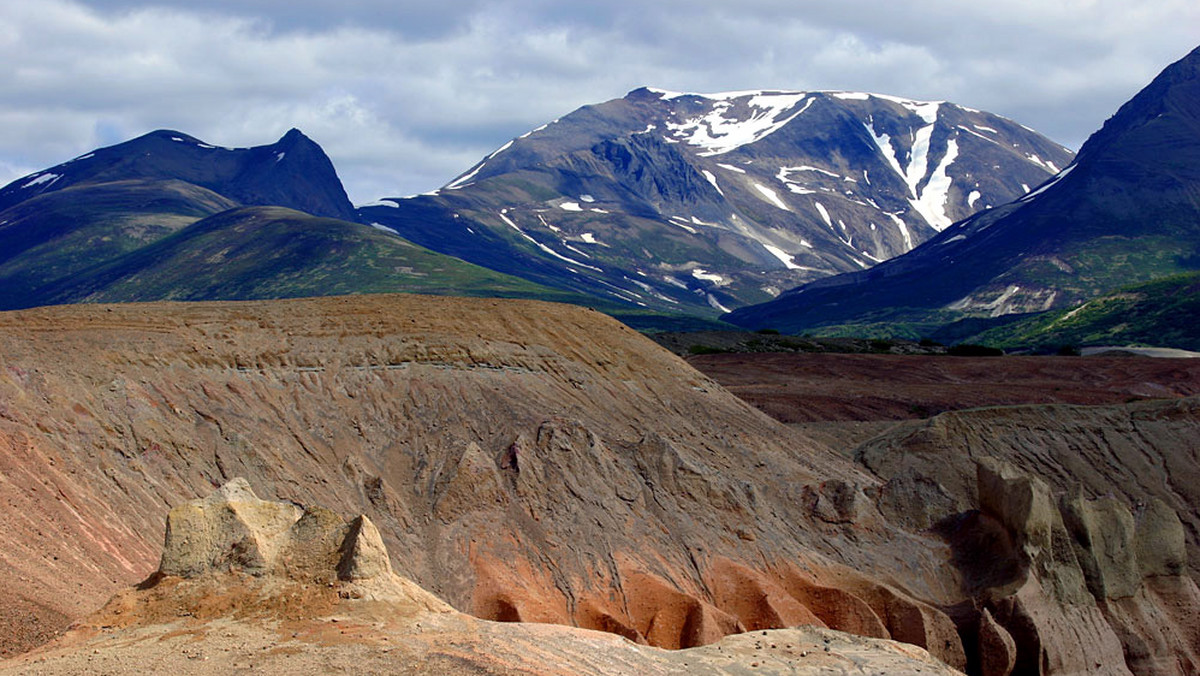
left=726, top=45, right=1200, bottom=335
left=362, top=88, right=1071, bottom=315
left=0, top=128, right=356, bottom=220
left=31, top=206, right=585, bottom=306
left=964, top=271, right=1200, bottom=351
left=0, top=179, right=238, bottom=308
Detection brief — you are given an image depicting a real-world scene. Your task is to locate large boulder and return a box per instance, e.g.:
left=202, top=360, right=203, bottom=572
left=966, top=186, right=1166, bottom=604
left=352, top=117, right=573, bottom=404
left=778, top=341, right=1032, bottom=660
left=159, top=478, right=394, bottom=585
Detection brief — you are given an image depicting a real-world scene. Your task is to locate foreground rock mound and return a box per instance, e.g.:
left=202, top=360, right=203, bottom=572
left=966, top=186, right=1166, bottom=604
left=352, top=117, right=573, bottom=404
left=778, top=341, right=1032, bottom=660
left=1, top=480, right=966, bottom=675
left=159, top=477, right=396, bottom=587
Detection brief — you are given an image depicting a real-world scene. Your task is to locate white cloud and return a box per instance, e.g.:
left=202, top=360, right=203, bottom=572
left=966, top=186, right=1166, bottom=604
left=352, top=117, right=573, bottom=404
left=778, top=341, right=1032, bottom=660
left=0, top=0, right=1196, bottom=202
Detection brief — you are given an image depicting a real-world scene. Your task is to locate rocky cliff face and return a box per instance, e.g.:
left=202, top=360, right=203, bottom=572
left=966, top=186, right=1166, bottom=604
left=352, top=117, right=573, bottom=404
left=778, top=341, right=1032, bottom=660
left=856, top=406, right=1200, bottom=675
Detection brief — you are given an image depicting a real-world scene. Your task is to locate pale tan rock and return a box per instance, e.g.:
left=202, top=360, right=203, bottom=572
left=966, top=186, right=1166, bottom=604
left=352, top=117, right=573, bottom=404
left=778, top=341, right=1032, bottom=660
left=159, top=478, right=302, bottom=578
left=1061, top=492, right=1140, bottom=601
left=337, top=515, right=392, bottom=581
left=1135, top=498, right=1187, bottom=578
left=976, top=457, right=1054, bottom=557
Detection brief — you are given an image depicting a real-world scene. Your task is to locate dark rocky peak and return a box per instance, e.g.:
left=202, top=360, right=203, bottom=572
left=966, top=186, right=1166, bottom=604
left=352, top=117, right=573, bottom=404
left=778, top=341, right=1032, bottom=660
left=1072, top=44, right=1200, bottom=176
left=0, top=128, right=356, bottom=221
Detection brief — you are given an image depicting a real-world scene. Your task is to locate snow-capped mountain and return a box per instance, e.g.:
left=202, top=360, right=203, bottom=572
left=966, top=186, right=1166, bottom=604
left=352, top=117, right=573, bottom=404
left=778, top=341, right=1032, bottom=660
left=726, top=45, right=1200, bottom=336
left=361, top=87, right=1073, bottom=315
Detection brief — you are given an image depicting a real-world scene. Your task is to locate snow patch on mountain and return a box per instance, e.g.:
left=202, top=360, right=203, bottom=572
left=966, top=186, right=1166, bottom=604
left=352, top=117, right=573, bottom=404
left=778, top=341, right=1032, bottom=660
left=488, top=140, right=514, bottom=160
left=777, top=166, right=840, bottom=182
left=668, top=217, right=698, bottom=234
left=664, top=91, right=814, bottom=156
left=359, top=199, right=401, bottom=208
left=701, top=169, right=724, bottom=196
left=707, top=294, right=731, bottom=313
left=885, top=212, right=913, bottom=251
left=1020, top=164, right=1077, bottom=202
left=814, top=202, right=833, bottom=228
left=22, top=173, right=61, bottom=189
left=909, top=137, right=959, bottom=230
left=445, top=163, right=483, bottom=190
left=754, top=183, right=790, bottom=211
left=498, top=210, right=601, bottom=272
left=762, top=243, right=802, bottom=269
left=692, top=268, right=727, bottom=284
left=867, top=125, right=905, bottom=180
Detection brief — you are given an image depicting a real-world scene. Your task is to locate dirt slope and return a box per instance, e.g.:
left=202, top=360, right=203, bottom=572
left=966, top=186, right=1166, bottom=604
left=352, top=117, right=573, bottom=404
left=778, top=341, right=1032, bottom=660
left=0, top=295, right=963, bottom=665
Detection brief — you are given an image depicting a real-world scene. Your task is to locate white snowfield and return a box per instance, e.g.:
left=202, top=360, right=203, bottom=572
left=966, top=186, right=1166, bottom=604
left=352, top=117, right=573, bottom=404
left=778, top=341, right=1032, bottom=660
left=655, top=89, right=815, bottom=156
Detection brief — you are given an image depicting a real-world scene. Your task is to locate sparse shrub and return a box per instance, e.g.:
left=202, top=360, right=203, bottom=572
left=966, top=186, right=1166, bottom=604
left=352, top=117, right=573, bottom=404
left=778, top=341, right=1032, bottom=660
left=687, top=344, right=731, bottom=355
left=869, top=339, right=895, bottom=352
left=919, top=338, right=944, bottom=347
left=755, top=328, right=781, bottom=335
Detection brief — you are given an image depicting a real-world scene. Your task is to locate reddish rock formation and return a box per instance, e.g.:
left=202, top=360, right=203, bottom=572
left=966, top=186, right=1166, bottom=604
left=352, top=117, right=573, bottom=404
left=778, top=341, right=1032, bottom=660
left=1, top=480, right=973, bottom=675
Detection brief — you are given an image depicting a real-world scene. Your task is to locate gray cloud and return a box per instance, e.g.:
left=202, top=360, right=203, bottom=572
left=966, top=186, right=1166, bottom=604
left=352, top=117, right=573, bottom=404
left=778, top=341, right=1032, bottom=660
left=0, top=0, right=1196, bottom=203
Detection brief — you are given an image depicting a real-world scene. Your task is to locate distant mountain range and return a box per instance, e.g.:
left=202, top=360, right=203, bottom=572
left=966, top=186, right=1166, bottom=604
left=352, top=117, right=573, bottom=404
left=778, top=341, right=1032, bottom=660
left=727, top=45, right=1200, bottom=345
left=1, top=44, right=1196, bottom=350
left=361, top=88, right=1070, bottom=315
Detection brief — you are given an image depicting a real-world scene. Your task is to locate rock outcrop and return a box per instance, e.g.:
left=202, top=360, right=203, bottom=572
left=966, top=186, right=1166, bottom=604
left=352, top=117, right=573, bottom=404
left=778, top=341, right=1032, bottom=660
left=158, top=477, right=394, bottom=586
left=888, top=453, right=1199, bottom=675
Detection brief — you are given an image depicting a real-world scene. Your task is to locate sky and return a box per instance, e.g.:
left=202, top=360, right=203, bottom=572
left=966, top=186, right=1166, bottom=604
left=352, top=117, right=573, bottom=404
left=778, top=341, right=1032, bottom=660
left=1, top=1, right=1196, bottom=204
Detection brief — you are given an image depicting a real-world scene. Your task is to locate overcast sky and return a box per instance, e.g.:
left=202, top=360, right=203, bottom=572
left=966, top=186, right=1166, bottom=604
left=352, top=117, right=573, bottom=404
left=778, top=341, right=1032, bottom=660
left=1, top=1, right=1196, bottom=204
